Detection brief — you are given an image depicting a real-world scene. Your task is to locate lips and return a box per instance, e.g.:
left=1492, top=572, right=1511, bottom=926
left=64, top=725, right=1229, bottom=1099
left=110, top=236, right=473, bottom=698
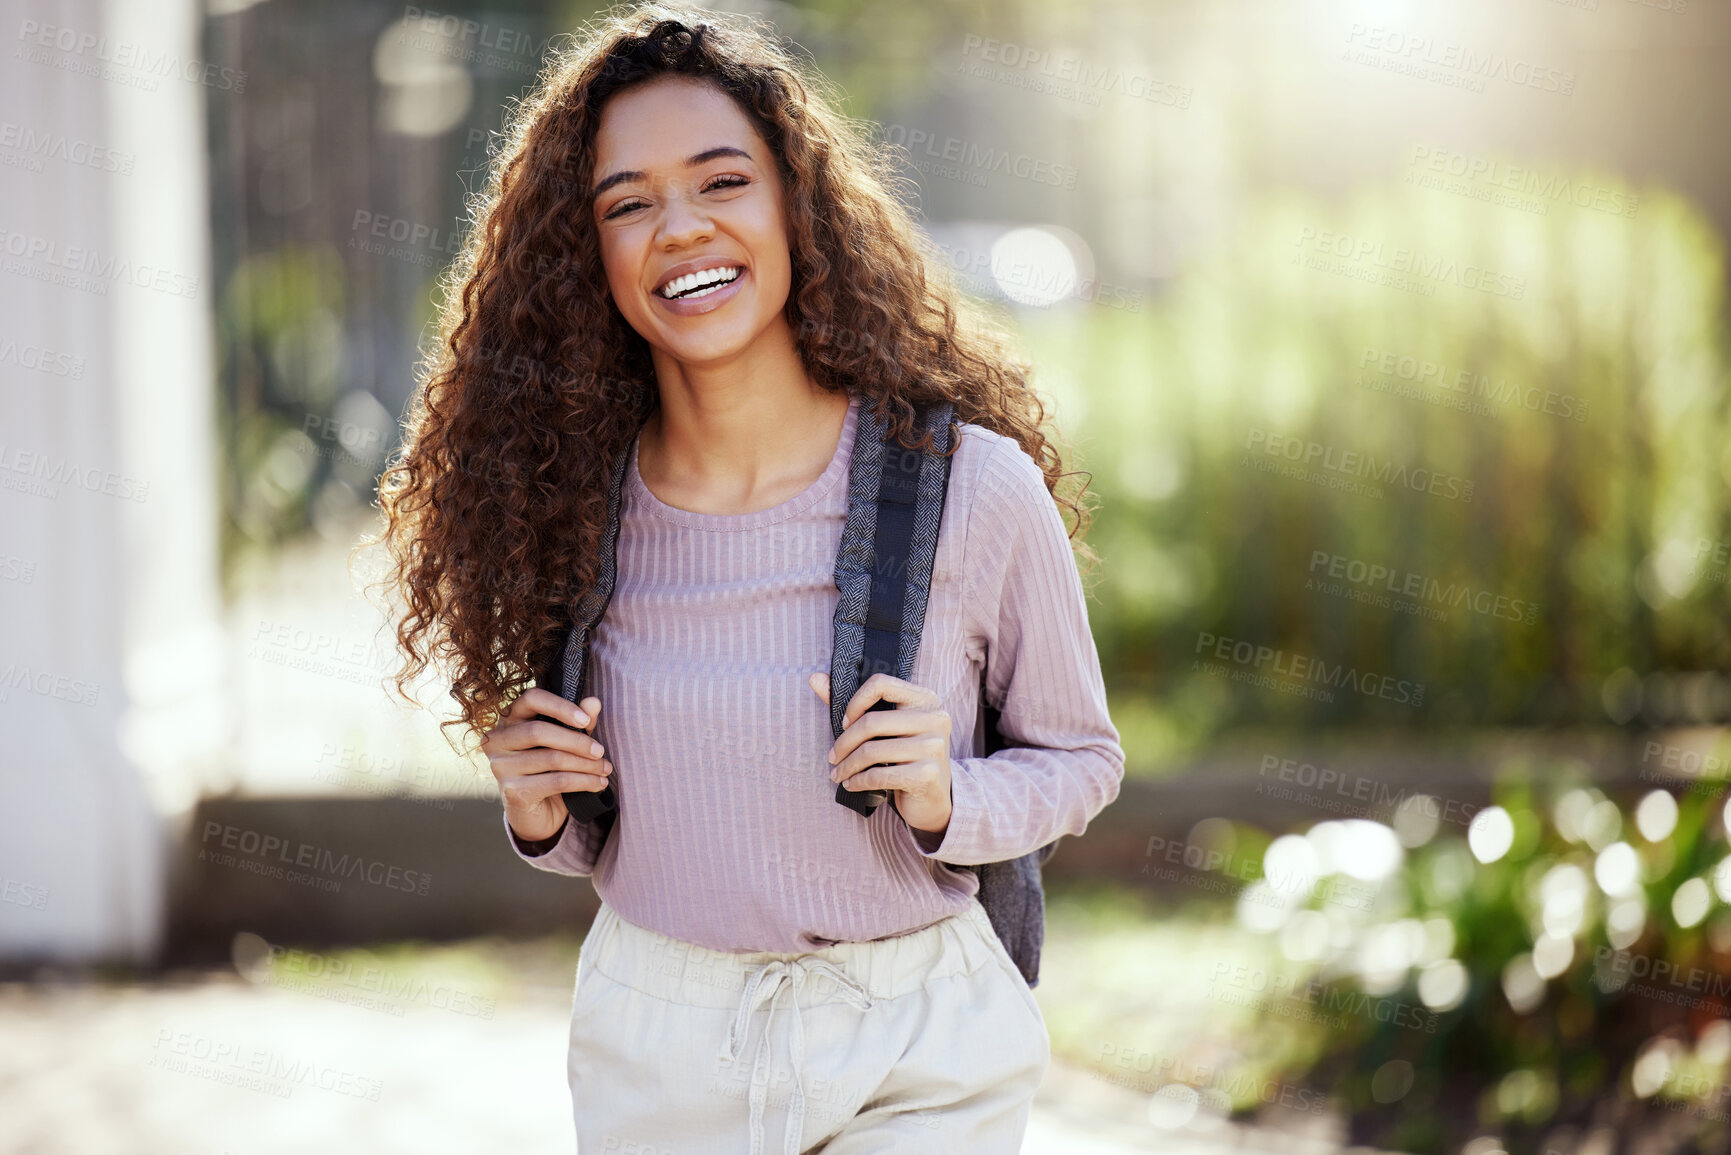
left=654, top=261, right=744, bottom=300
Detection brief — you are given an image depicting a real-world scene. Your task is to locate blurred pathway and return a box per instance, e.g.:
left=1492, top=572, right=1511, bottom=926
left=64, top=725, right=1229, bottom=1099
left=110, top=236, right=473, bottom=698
left=0, top=971, right=1363, bottom=1155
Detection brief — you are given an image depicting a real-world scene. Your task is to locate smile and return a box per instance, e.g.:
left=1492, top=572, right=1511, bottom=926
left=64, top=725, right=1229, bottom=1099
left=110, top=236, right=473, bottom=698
left=657, top=265, right=743, bottom=300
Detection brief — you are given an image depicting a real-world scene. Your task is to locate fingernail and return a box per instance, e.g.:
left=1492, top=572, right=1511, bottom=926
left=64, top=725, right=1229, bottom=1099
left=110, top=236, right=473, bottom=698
left=574, top=712, right=589, bottom=726
left=590, top=742, right=604, bottom=757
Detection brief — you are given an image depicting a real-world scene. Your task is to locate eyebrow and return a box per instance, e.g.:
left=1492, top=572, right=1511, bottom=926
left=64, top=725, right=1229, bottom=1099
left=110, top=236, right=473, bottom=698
left=590, top=146, right=754, bottom=202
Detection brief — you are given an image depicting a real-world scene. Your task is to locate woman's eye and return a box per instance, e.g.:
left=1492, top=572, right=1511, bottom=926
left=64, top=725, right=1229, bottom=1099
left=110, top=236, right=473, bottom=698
left=599, top=177, right=745, bottom=219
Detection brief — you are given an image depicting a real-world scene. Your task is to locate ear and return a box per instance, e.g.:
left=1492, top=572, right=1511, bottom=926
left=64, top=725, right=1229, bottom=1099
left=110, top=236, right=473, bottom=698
left=808, top=671, right=829, bottom=704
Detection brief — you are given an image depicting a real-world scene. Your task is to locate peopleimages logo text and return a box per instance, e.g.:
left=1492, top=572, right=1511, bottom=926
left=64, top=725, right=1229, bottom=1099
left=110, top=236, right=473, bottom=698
left=1595, top=946, right=1731, bottom=1000
left=1358, top=347, right=1587, bottom=422
left=959, top=35, right=1192, bottom=108
left=1195, top=632, right=1426, bottom=706
left=0, top=228, right=201, bottom=299
left=876, top=125, right=1079, bottom=190
left=1406, top=146, right=1637, bottom=219
left=1293, top=228, right=1525, bottom=300
left=16, top=19, right=248, bottom=92
left=1245, top=428, right=1474, bottom=503
left=1343, top=24, right=1575, bottom=96
left=200, top=822, right=431, bottom=896
left=1307, top=550, right=1538, bottom=625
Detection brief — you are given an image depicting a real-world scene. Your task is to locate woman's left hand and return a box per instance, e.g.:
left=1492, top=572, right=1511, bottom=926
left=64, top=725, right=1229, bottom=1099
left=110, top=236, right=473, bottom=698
left=808, top=671, right=952, bottom=838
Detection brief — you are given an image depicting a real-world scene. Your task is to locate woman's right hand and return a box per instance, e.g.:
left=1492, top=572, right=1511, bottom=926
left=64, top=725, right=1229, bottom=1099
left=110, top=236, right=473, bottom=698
left=482, top=689, right=611, bottom=844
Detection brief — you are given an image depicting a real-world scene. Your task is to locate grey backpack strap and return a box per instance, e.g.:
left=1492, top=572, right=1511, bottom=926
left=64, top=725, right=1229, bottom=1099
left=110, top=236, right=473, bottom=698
left=828, top=396, right=1056, bottom=988
left=827, top=398, right=957, bottom=816
left=553, top=442, right=631, bottom=828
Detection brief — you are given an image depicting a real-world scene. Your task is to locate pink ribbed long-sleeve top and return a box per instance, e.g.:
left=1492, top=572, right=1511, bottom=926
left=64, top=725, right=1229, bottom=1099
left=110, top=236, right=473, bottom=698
left=504, top=391, right=1124, bottom=952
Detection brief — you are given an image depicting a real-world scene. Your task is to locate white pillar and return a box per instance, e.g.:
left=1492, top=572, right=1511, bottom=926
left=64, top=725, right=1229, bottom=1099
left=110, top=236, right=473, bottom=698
left=0, top=0, right=225, bottom=965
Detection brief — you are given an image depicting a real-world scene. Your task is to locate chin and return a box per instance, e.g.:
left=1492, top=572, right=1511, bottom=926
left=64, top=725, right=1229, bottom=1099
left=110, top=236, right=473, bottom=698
left=659, top=333, right=758, bottom=367
left=647, top=314, right=773, bottom=367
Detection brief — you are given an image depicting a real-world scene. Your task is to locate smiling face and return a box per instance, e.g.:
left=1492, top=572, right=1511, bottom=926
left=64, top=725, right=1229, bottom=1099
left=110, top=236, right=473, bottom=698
left=589, top=76, right=795, bottom=371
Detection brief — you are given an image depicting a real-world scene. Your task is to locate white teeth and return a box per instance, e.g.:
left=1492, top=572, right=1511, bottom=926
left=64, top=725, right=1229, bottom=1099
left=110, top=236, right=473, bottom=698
left=658, top=265, right=741, bottom=299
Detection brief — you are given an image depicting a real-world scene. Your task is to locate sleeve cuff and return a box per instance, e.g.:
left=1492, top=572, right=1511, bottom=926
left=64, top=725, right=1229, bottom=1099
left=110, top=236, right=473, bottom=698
left=910, top=824, right=946, bottom=855
left=907, top=765, right=983, bottom=862
left=509, top=813, right=570, bottom=857
left=502, top=805, right=608, bottom=876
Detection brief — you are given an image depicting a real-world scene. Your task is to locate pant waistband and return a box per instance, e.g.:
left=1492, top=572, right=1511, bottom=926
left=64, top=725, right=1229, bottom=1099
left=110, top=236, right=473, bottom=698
left=580, top=897, right=1005, bottom=1010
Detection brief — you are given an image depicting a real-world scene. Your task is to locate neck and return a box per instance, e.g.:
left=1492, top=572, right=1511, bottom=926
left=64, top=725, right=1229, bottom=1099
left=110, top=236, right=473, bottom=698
left=640, top=318, right=851, bottom=502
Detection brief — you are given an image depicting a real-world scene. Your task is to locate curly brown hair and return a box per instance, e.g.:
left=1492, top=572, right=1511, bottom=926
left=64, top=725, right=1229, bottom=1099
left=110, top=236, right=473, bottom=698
left=367, top=1, right=1100, bottom=751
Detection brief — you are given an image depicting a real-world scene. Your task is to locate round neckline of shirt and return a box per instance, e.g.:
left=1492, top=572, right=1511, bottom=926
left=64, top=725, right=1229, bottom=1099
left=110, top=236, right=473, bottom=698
left=628, top=392, right=860, bottom=531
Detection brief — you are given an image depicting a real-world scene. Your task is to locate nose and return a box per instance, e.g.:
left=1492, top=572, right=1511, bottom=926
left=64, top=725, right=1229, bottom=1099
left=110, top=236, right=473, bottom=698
left=655, top=183, right=714, bottom=249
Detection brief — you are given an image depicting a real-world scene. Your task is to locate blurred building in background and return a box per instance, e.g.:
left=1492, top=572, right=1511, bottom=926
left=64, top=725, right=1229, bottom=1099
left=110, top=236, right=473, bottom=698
left=0, top=0, right=225, bottom=966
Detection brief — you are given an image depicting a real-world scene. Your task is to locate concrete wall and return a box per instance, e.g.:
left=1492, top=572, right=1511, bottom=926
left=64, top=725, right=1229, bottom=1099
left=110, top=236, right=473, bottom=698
left=166, top=798, right=602, bottom=966
left=149, top=727, right=1713, bottom=968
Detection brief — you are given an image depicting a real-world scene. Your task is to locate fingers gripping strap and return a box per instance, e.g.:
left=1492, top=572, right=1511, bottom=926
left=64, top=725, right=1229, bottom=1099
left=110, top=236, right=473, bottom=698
left=828, top=399, right=956, bottom=817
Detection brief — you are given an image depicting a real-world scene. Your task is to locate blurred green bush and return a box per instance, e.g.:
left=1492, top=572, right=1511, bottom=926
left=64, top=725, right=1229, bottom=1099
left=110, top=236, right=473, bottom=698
left=1215, top=751, right=1731, bottom=1153
left=1018, top=181, right=1731, bottom=757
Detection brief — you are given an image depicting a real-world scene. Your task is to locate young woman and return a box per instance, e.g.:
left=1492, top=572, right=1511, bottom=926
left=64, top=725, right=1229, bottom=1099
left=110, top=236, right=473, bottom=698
left=375, top=6, right=1124, bottom=1152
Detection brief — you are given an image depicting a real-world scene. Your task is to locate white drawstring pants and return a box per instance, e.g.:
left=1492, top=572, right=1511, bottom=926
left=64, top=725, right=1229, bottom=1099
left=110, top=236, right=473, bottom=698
left=565, top=895, right=1049, bottom=1154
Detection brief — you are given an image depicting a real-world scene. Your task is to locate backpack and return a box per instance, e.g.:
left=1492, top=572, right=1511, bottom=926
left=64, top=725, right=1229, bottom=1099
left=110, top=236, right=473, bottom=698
left=536, top=396, right=1059, bottom=986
